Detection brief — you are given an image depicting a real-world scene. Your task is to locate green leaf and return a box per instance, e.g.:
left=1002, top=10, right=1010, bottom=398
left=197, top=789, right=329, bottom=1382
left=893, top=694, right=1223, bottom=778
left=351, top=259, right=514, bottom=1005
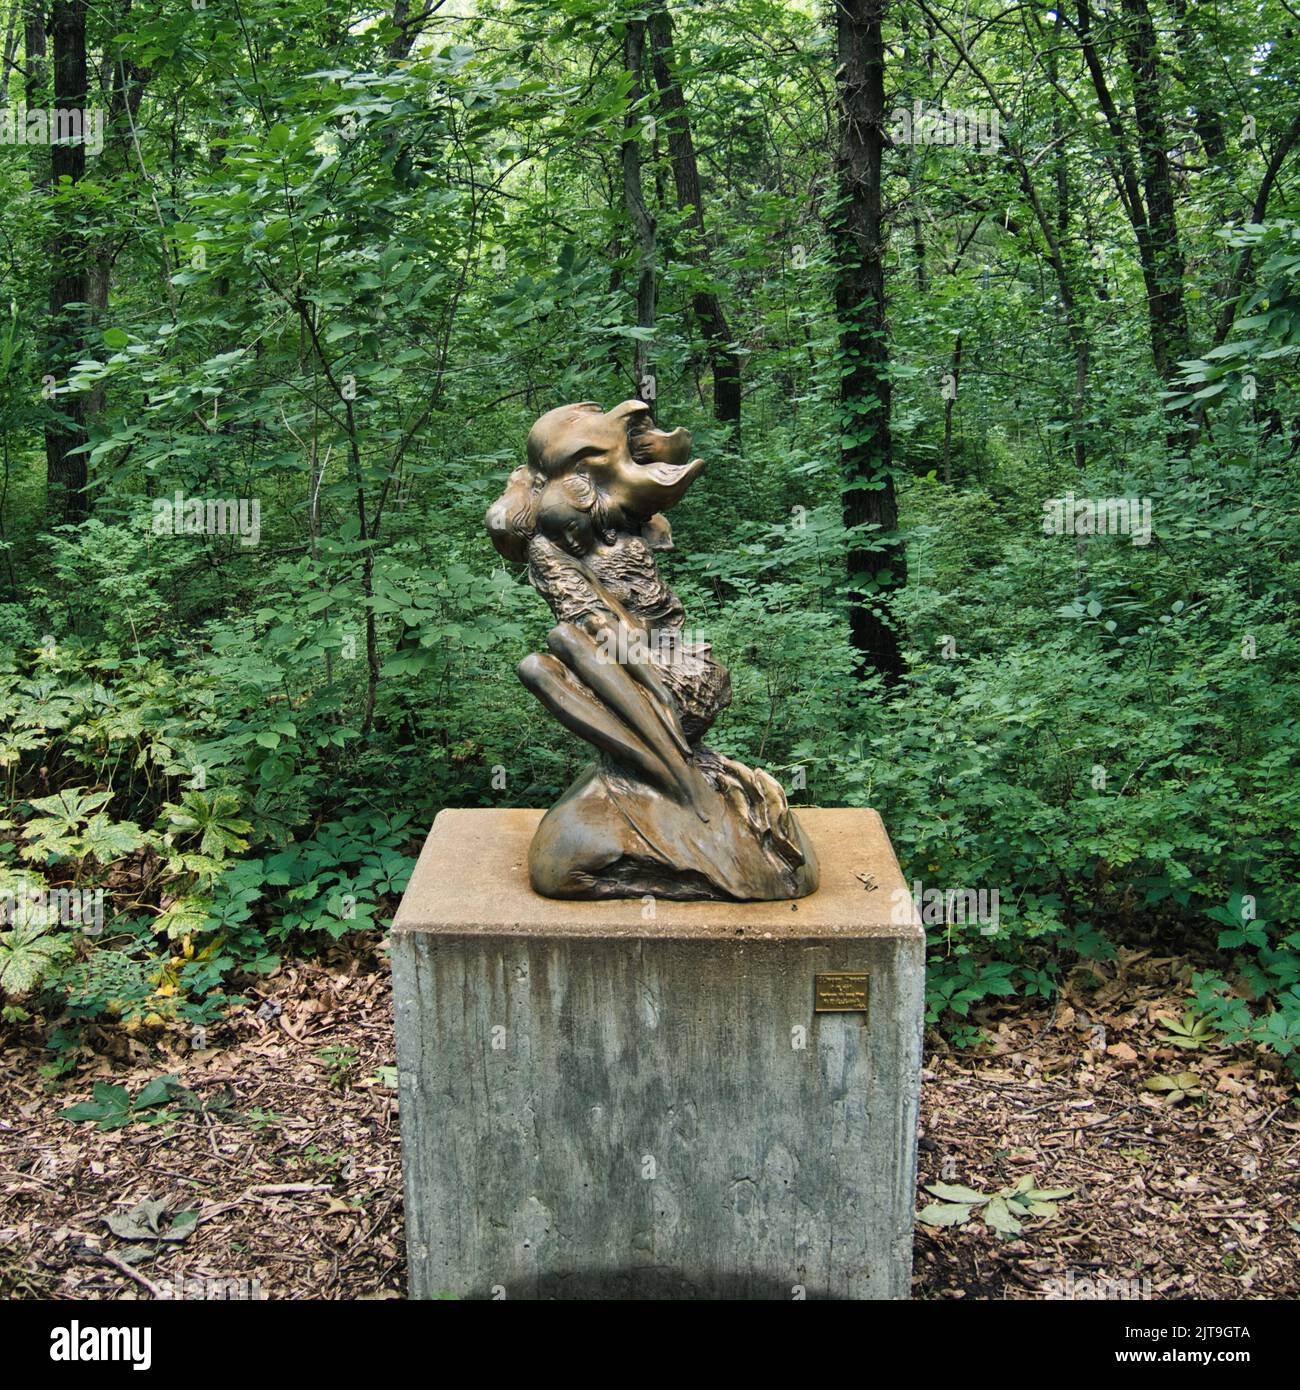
left=61, top=1081, right=134, bottom=1130
left=133, top=1075, right=180, bottom=1109
left=0, top=917, right=73, bottom=996
left=79, top=813, right=146, bottom=863
left=983, top=1195, right=1022, bottom=1235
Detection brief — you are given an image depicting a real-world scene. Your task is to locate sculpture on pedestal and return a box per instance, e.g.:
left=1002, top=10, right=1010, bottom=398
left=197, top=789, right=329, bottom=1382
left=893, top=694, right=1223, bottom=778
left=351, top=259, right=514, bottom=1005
left=486, top=400, right=818, bottom=901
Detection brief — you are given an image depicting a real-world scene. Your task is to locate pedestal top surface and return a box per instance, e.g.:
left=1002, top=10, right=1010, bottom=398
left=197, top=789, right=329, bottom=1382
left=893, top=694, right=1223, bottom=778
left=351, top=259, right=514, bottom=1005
left=393, top=808, right=921, bottom=941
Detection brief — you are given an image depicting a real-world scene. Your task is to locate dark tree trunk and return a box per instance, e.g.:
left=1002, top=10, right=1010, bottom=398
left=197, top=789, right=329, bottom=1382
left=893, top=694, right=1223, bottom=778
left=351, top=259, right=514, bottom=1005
left=1120, top=0, right=1189, bottom=381
left=921, top=0, right=1089, bottom=469
left=942, top=334, right=962, bottom=484
left=82, top=22, right=149, bottom=432
left=24, top=0, right=47, bottom=183
left=1213, top=113, right=1300, bottom=347
left=896, top=8, right=927, bottom=292
left=1046, top=12, right=1070, bottom=239
left=44, top=0, right=90, bottom=523
left=0, top=6, right=20, bottom=108
left=647, top=10, right=741, bottom=447
left=621, top=19, right=656, bottom=410
left=1168, top=0, right=1227, bottom=168
left=1075, top=0, right=1183, bottom=388
left=388, top=0, right=437, bottom=61
left=1043, top=10, right=1088, bottom=469
left=834, top=0, right=904, bottom=684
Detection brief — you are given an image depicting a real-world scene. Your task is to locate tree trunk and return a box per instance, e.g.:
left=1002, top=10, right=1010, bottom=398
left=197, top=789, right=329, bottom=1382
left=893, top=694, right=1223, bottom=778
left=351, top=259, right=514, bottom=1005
left=647, top=10, right=741, bottom=446
left=24, top=0, right=47, bottom=185
left=621, top=19, right=656, bottom=411
left=1168, top=0, right=1227, bottom=168
left=1213, top=112, right=1300, bottom=347
left=897, top=8, right=927, bottom=293
left=834, top=0, right=904, bottom=684
left=1120, top=0, right=1189, bottom=381
left=0, top=5, right=20, bottom=108
left=44, top=0, right=90, bottom=523
left=388, top=0, right=437, bottom=61
left=920, top=0, right=1089, bottom=471
left=942, top=334, right=962, bottom=484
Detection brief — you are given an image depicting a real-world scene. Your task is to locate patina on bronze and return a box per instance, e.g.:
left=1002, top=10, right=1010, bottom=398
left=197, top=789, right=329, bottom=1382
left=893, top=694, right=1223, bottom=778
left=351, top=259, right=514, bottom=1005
left=814, top=972, right=870, bottom=1013
left=486, top=400, right=819, bottom=901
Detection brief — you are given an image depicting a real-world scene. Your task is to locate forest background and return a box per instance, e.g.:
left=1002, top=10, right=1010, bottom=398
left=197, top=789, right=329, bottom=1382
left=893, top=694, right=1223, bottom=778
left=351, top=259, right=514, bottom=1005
left=0, top=0, right=1296, bottom=1086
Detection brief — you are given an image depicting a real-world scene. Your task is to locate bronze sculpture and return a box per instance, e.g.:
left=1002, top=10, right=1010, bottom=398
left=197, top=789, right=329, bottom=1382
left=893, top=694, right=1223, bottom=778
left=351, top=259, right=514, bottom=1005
left=487, top=400, right=818, bottom=901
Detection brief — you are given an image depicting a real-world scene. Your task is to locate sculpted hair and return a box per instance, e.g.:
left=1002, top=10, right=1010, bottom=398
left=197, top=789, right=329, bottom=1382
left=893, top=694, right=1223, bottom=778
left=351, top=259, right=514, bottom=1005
left=485, top=464, right=544, bottom=563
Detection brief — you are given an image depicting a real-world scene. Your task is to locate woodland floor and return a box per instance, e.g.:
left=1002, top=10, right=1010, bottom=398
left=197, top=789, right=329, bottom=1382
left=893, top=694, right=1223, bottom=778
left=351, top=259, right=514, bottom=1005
left=1, top=936, right=1297, bottom=1301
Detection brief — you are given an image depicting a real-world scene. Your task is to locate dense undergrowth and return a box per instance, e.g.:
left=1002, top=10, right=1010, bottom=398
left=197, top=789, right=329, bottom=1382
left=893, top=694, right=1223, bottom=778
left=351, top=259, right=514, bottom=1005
left=2, top=403, right=1296, bottom=1078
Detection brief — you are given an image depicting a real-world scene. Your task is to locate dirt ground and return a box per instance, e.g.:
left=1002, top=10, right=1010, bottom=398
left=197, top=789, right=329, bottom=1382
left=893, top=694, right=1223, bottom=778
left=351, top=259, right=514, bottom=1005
left=2, top=936, right=1297, bottom=1300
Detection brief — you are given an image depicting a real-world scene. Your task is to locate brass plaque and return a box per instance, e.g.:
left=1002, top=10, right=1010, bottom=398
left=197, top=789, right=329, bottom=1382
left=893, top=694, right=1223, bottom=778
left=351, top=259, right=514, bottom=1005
left=814, top=972, right=870, bottom=1014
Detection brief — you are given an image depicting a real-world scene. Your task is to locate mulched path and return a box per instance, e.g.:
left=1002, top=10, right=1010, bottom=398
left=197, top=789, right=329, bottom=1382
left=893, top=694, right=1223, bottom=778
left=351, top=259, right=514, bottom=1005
left=918, top=946, right=1300, bottom=1300
left=2, top=936, right=1297, bottom=1299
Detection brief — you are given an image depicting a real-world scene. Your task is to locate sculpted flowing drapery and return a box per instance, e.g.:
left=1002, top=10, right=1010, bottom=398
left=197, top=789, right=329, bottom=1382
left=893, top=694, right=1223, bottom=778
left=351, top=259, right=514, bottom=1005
left=487, top=400, right=818, bottom=901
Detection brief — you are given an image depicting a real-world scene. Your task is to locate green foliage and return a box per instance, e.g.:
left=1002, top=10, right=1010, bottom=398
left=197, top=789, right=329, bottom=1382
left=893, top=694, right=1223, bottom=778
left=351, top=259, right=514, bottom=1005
left=1156, top=1010, right=1218, bottom=1051
left=919, top=1176, right=1073, bottom=1236
left=1141, top=1071, right=1205, bottom=1104
left=0, top=627, right=416, bottom=1041
left=0, top=913, right=74, bottom=997
left=0, top=0, right=1295, bottom=1086
left=60, top=1074, right=186, bottom=1130
left=1192, top=896, right=1300, bottom=1061
left=315, top=1044, right=359, bottom=1088
left=1168, top=222, right=1300, bottom=408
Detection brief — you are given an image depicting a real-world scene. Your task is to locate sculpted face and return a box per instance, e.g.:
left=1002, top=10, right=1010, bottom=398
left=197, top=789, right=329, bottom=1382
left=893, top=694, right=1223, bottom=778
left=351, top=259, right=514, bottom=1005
left=525, top=400, right=705, bottom=523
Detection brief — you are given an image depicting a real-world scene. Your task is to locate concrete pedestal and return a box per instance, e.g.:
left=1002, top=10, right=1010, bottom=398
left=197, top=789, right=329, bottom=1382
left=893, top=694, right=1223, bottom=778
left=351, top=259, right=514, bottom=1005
left=392, top=807, right=924, bottom=1300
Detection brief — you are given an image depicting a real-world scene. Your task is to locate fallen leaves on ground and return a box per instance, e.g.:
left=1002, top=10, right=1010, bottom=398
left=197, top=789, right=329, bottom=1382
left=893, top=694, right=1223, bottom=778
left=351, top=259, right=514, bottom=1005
left=1, top=938, right=1296, bottom=1299
left=916, top=948, right=1300, bottom=1299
